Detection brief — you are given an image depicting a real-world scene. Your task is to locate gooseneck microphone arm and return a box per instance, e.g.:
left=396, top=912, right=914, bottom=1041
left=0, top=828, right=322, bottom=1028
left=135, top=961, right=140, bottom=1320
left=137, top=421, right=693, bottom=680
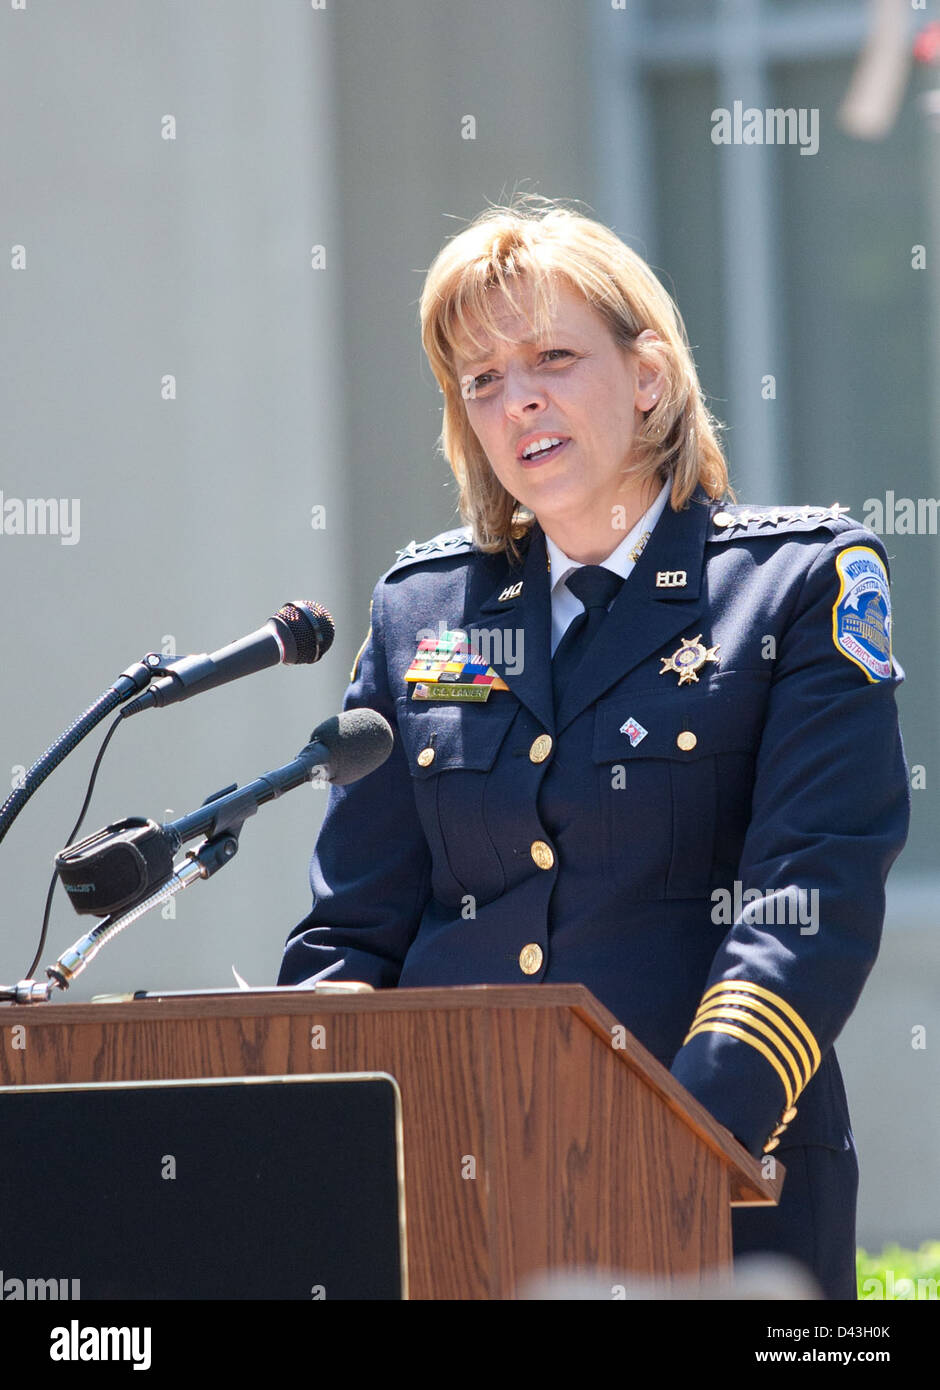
left=0, top=655, right=163, bottom=852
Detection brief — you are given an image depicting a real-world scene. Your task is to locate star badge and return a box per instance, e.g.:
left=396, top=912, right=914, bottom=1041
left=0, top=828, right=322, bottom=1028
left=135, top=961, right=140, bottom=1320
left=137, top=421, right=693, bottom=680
left=660, top=634, right=721, bottom=685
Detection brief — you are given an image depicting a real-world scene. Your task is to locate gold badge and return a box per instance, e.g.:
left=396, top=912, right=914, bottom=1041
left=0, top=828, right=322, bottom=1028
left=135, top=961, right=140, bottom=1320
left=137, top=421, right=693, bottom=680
left=659, top=634, right=720, bottom=685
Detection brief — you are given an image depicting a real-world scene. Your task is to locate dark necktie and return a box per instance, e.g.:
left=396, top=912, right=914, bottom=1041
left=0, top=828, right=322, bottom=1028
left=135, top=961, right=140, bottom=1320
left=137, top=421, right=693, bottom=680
left=551, top=565, right=625, bottom=710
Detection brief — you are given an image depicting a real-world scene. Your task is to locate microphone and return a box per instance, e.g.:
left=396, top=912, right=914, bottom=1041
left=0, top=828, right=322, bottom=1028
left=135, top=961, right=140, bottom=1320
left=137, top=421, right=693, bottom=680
left=303, top=709, right=395, bottom=788
left=122, top=601, right=335, bottom=716
left=55, top=709, right=394, bottom=917
left=162, top=709, right=394, bottom=847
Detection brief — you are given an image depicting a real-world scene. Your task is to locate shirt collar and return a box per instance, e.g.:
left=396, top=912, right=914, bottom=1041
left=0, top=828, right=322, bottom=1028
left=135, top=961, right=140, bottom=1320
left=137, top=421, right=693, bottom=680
left=544, top=478, right=672, bottom=595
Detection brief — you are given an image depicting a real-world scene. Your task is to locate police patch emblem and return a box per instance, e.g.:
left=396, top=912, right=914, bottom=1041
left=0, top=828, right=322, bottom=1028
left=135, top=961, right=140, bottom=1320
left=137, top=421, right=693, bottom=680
left=832, top=545, right=892, bottom=681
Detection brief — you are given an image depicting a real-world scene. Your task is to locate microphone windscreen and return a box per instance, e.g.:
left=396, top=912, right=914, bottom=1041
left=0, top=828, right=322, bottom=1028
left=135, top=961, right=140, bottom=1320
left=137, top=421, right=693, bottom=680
left=310, top=708, right=393, bottom=785
left=55, top=818, right=175, bottom=917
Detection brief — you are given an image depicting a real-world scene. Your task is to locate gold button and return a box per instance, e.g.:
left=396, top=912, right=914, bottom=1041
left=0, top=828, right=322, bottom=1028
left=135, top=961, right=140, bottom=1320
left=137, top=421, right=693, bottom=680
left=763, top=1137, right=780, bottom=1153
left=713, top=511, right=734, bottom=528
left=677, top=731, right=697, bottom=751
left=417, top=747, right=435, bottom=767
left=519, top=943, right=543, bottom=975
left=529, top=734, right=553, bottom=763
left=782, top=1106, right=798, bottom=1123
left=530, top=840, right=555, bottom=870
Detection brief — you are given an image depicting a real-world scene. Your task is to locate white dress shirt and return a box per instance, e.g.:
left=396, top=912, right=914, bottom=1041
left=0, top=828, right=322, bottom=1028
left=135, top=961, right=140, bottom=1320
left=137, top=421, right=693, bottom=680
left=544, top=478, right=672, bottom=656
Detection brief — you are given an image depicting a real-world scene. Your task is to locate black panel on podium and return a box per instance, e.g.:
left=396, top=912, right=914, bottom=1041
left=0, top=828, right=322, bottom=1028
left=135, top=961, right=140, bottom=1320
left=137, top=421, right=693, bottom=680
left=0, top=1073, right=405, bottom=1300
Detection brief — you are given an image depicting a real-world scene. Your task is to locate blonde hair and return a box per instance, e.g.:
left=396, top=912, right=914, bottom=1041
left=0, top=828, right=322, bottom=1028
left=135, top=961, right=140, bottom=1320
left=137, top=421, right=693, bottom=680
left=419, top=196, right=729, bottom=561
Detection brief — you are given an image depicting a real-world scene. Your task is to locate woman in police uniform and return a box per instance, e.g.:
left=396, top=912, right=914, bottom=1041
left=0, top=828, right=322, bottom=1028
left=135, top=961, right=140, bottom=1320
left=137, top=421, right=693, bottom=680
left=278, top=199, right=909, bottom=1299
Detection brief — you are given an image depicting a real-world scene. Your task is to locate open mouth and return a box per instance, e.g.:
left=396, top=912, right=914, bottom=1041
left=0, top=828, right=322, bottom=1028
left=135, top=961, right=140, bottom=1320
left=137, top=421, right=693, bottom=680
left=520, top=438, right=569, bottom=467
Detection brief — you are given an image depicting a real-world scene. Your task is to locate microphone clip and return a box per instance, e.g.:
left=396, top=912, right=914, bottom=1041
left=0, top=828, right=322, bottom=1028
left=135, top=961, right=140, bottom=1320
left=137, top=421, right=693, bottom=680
left=118, top=651, right=182, bottom=689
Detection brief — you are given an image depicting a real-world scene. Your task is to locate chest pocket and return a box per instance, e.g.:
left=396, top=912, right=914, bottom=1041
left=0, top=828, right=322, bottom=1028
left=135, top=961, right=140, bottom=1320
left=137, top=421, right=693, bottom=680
left=593, top=671, right=770, bottom=900
left=395, top=693, right=520, bottom=905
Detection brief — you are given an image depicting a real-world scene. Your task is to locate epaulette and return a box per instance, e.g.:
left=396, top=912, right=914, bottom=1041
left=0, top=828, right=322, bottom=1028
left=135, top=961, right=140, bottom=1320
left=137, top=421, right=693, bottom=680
left=387, top=525, right=475, bottom=573
left=707, top=502, right=856, bottom=542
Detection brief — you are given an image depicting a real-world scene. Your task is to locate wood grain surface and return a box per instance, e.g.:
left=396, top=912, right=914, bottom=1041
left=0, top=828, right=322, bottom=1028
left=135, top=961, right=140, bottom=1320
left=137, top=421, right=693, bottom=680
left=0, top=984, right=781, bottom=1299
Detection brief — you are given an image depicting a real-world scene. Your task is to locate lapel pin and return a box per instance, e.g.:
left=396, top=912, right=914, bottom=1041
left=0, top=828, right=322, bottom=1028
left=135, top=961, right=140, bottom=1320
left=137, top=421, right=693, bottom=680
left=498, top=581, right=523, bottom=602
left=655, top=570, right=687, bottom=588
left=630, top=531, right=652, bottom=563
left=620, top=717, right=649, bottom=748
left=660, top=634, right=720, bottom=686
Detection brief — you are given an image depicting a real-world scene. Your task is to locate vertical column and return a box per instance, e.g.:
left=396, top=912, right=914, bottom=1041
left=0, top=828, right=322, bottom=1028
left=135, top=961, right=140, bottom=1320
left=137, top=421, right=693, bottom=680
left=714, top=0, right=785, bottom=500
left=589, top=2, right=658, bottom=261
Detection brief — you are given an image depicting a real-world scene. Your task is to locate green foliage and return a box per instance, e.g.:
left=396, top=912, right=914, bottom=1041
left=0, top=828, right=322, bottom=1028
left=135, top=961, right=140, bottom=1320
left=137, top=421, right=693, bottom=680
left=857, top=1242, right=940, bottom=1299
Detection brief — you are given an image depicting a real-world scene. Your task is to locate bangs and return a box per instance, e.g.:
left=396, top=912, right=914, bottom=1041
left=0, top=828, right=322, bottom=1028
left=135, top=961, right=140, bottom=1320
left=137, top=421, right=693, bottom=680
left=434, top=246, right=566, bottom=379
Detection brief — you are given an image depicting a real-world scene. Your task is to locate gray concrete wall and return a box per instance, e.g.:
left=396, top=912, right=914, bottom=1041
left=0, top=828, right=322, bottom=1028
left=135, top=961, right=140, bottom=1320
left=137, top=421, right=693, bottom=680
left=0, top=0, right=347, bottom=997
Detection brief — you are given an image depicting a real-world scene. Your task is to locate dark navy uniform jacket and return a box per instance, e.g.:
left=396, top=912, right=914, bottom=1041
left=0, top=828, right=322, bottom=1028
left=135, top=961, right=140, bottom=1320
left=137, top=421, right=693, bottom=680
left=278, top=488, right=909, bottom=1295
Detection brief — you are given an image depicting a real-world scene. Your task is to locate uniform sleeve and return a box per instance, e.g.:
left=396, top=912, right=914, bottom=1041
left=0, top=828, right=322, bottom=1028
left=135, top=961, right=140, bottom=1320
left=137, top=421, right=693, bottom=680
left=277, top=576, right=432, bottom=988
left=669, top=528, right=910, bottom=1155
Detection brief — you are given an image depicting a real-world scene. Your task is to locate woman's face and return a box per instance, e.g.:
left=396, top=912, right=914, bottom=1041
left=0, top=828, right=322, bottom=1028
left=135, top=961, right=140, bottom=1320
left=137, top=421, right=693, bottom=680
left=453, top=277, right=662, bottom=546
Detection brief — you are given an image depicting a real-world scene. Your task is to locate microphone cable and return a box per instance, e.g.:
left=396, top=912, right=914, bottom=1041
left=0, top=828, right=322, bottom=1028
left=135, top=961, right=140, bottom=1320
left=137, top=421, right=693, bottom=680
left=24, top=711, right=126, bottom=981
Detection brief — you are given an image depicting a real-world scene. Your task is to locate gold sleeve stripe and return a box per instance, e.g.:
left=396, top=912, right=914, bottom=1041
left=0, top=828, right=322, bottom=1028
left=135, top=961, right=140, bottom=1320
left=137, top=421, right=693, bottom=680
left=683, top=1021, right=796, bottom=1109
left=688, top=1003, right=807, bottom=1095
left=349, top=599, right=375, bottom=683
left=349, top=627, right=371, bottom=683
left=692, top=992, right=814, bottom=1086
left=699, top=979, right=821, bottom=1070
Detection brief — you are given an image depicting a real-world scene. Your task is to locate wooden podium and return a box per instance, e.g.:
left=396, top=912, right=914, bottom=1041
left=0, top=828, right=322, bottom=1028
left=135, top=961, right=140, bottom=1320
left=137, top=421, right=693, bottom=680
left=0, top=984, right=781, bottom=1299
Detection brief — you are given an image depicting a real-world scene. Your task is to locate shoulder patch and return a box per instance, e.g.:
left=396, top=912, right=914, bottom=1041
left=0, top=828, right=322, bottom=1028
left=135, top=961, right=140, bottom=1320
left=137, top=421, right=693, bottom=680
left=708, top=502, right=854, bottom=542
left=389, top=526, right=474, bottom=573
left=832, top=545, right=892, bottom=682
